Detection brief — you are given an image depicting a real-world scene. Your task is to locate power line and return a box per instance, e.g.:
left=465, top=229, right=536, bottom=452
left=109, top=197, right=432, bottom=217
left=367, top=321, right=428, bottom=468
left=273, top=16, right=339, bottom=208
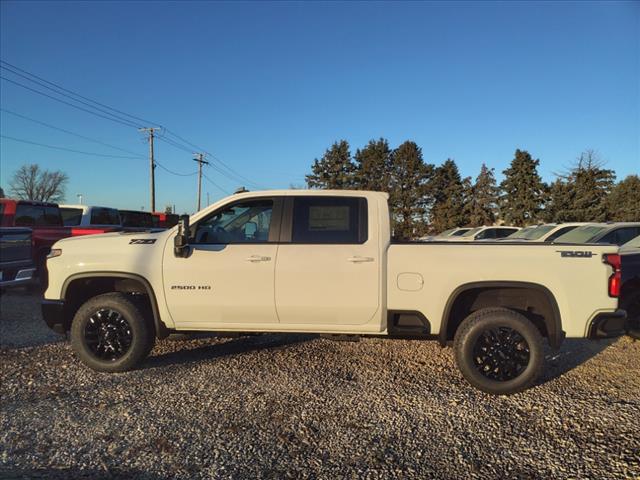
left=202, top=172, right=229, bottom=194
left=0, top=76, right=140, bottom=128
left=0, top=64, right=144, bottom=128
left=0, top=134, right=143, bottom=159
left=155, top=162, right=198, bottom=177
left=155, top=134, right=260, bottom=188
left=155, top=133, right=195, bottom=154
left=1, top=109, right=201, bottom=178
left=0, top=108, right=145, bottom=158
left=2, top=61, right=264, bottom=189
left=0, top=60, right=155, bottom=126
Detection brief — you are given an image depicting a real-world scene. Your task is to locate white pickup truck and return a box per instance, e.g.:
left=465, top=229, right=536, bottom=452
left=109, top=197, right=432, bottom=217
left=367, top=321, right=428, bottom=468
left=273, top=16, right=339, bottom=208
left=43, top=190, right=627, bottom=394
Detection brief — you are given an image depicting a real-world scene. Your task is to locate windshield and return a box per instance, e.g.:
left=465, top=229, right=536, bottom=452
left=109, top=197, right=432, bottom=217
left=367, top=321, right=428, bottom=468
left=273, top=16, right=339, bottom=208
left=623, top=235, right=640, bottom=248
left=437, top=228, right=456, bottom=237
left=508, top=225, right=555, bottom=240
left=553, top=225, right=606, bottom=243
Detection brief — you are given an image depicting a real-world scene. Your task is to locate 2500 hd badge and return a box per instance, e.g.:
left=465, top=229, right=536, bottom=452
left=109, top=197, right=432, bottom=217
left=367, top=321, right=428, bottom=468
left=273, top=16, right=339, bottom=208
left=171, top=285, right=212, bottom=290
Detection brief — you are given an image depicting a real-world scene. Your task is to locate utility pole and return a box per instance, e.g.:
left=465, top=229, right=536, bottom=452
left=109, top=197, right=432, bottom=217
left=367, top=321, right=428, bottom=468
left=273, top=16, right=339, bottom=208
left=193, top=153, right=209, bottom=211
left=140, top=127, right=159, bottom=212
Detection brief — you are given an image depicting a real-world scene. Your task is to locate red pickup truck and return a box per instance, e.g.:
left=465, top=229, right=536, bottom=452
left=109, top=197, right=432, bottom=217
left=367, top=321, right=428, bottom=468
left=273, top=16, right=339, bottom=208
left=0, top=199, right=70, bottom=271
left=0, top=199, right=113, bottom=282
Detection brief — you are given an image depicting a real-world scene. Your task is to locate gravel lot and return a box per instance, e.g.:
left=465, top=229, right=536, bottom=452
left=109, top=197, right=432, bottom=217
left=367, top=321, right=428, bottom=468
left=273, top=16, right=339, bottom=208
left=1, top=290, right=639, bottom=479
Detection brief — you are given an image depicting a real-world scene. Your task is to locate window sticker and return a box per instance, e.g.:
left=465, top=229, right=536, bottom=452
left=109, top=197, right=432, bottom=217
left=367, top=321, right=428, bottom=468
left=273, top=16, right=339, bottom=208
left=308, top=206, right=350, bottom=231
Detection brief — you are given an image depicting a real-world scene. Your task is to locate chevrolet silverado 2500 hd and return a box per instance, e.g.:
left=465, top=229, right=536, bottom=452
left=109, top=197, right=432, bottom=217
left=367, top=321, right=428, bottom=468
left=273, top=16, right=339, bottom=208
left=42, top=190, right=626, bottom=394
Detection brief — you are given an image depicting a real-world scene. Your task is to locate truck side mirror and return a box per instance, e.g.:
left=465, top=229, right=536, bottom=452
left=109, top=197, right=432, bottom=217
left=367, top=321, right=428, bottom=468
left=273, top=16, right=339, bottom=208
left=174, top=215, right=190, bottom=258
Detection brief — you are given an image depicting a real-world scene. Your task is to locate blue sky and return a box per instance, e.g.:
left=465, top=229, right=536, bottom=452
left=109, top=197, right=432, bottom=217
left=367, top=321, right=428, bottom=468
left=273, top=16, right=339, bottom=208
left=1, top=1, right=638, bottom=213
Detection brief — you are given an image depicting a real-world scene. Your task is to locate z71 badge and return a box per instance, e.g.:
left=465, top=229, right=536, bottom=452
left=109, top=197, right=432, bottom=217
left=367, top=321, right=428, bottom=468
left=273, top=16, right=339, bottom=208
left=557, top=250, right=594, bottom=258
left=129, top=239, right=156, bottom=245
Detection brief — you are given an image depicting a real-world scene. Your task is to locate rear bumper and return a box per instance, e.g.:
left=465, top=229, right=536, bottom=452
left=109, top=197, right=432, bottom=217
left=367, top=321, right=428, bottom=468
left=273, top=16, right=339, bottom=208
left=41, top=300, right=67, bottom=334
left=588, top=310, right=628, bottom=339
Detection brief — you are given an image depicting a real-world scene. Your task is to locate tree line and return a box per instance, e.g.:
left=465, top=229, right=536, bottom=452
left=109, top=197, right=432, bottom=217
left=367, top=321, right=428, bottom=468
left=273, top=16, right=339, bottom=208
left=305, top=139, right=640, bottom=240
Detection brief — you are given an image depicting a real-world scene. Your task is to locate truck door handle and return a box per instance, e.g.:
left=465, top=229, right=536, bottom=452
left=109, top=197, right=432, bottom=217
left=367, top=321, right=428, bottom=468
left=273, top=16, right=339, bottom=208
left=246, top=255, right=271, bottom=262
left=347, top=256, right=374, bottom=263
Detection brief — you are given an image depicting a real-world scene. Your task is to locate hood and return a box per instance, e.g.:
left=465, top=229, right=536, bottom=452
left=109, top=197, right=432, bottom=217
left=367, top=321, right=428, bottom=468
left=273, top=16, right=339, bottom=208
left=54, top=229, right=169, bottom=248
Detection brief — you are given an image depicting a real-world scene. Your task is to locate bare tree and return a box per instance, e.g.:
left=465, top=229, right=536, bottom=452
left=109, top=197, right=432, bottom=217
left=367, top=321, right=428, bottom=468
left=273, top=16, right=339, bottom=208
left=9, top=164, right=69, bottom=202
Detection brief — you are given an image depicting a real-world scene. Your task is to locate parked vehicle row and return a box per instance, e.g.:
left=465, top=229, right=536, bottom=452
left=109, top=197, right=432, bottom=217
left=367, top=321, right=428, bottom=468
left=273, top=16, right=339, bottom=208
left=424, top=221, right=640, bottom=247
left=0, top=198, right=176, bottom=288
left=43, top=189, right=631, bottom=395
left=60, top=205, right=179, bottom=230
left=501, top=223, right=586, bottom=242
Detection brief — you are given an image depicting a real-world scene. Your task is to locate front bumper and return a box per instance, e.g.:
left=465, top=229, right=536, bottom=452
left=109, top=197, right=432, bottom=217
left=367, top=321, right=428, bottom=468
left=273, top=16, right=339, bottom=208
left=41, top=300, right=67, bottom=334
left=588, top=310, right=628, bottom=339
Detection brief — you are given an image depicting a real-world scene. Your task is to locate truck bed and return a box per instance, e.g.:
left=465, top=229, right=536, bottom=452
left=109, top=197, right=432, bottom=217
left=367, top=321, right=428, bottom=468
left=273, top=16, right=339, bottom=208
left=387, top=241, right=619, bottom=338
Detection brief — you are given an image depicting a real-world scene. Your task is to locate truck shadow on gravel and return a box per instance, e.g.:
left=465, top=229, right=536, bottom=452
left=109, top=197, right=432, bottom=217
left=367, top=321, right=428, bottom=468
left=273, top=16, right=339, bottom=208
left=141, top=333, right=317, bottom=370
left=539, top=337, right=617, bottom=384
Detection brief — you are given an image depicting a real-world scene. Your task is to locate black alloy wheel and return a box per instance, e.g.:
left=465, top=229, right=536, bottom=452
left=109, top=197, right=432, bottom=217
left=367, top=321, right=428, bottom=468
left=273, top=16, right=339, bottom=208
left=454, top=307, right=544, bottom=395
left=84, top=309, right=133, bottom=361
left=472, top=326, right=530, bottom=381
left=71, top=292, right=154, bottom=372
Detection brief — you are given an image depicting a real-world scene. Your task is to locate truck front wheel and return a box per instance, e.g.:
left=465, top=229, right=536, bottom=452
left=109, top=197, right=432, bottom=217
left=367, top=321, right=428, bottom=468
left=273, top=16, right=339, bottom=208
left=453, top=307, right=544, bottom=395
left=70, top=293, right=155, bottom=372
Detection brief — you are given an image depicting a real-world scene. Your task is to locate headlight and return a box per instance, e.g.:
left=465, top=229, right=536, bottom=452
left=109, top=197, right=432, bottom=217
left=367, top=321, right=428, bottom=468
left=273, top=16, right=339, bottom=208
left=47, top=249, right=62, bottom=259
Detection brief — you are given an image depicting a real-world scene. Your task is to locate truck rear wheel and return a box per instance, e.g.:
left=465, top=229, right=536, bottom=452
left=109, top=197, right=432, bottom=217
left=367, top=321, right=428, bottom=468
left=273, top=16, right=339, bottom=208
left=453, top=307, right=544, bottom=395
left=70, top=293, right=155, bottom=372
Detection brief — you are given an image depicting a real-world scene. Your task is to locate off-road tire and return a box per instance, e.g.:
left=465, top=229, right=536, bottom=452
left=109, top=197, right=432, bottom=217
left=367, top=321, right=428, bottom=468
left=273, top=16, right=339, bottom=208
left=454, top=307, right=544, bottom=395
left=70, top=292, right=155, bottom=372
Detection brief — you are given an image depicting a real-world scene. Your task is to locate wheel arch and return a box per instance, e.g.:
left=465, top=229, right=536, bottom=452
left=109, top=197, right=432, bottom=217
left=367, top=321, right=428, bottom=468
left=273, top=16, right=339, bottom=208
left=439, top=281, right=563, bottom=349
left=61, top=272, right=170, bottom=339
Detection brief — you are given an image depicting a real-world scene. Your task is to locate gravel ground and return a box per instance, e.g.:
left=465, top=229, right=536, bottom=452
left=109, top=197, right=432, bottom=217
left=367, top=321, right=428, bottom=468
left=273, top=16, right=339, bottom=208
left=1, top=290, right=639, bottom=479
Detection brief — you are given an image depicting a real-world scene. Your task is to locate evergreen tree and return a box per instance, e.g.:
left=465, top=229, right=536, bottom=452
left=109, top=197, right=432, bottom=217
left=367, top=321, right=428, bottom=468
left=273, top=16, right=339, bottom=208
left=388, top=141, right=434, bottom=240
left=544, top=151, right=616, bottom=222
left=543, top=178, right=574, bottom=222
left=353, top=138, right=392, bottom=192
left=465, top=163, right=498, bottom=226
left=607, top=175, right=640, bottom=221
left=569, top=150, right=615, bottom=222
left=306, top=140, right=356, bottom=189
left=429, top=159, right=468, bottom=232
left=499, top=149, right=546, bottom=226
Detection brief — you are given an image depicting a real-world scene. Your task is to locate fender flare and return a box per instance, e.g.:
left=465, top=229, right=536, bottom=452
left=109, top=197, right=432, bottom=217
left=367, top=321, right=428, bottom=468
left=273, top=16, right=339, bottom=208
left=439, top=281, right=564, bottom=348
left=62, top=271, right=170, bottom=339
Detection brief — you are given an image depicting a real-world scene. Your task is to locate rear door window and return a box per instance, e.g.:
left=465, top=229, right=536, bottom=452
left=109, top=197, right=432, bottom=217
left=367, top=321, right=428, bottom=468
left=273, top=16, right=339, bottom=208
left=15, top=204, right=39, bottom=226
left=15, top=204, right=62, bottom=226
left=475, top=229, right=496, bottom=240
left=90, top=208, right=120, bottom=225
left=495, top=228, right=518, bottom=238
left=42, top=206, right=62, bottom=226
left=61, top=208, right=83, bottom=226
left=291, top=197, right=367, bottom=244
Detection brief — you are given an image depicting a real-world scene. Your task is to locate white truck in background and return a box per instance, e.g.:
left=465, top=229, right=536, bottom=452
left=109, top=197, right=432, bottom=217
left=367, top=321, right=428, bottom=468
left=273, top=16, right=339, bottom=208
left=43, top=190, right=626, bottom=394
